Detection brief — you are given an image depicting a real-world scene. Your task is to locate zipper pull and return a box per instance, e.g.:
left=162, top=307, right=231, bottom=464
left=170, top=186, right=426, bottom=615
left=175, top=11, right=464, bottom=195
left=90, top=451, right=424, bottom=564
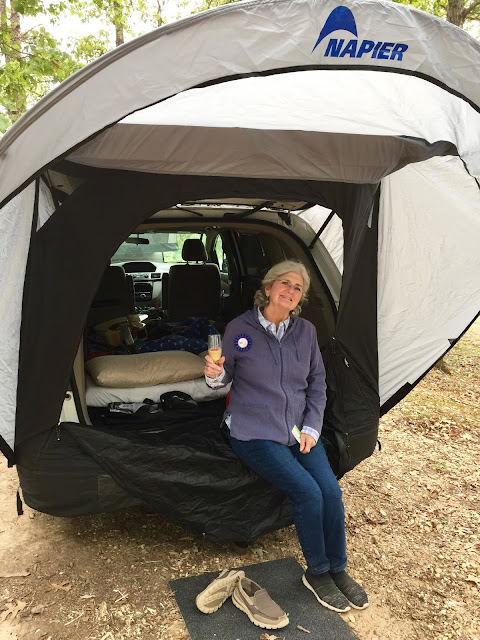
left=344, top=357, right=350, bottom=368
left=56, top=424, right=61, bottom=441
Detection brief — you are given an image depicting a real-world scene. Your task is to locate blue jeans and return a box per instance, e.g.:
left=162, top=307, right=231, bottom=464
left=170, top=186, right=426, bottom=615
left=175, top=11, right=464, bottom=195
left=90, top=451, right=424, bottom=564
left=228, top=435, right=347, bottom=575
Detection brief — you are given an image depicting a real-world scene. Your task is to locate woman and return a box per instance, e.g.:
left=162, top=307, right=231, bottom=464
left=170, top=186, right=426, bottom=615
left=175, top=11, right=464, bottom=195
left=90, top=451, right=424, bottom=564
left=205, top=260, right=368, bottom=613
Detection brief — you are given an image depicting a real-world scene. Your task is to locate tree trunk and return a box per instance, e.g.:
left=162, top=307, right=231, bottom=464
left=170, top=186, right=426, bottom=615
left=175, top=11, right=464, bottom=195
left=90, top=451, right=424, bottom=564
left=0, top=0, right=7, bottom=25
left=114, top=0, right=124, bottom=46
left=157, top=0, right=163, bottom=27
left=0, top=0, right=7, bottom=61
left=446, top=0, right=465, bottom=27
left=115, top=24, right=124, bottom=46
left=3, top=1, right=26, bottom=119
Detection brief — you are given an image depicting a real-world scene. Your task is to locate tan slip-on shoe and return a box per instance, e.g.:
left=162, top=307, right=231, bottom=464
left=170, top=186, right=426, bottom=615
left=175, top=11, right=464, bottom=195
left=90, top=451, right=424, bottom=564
left=195, top=569, right=245, bottom=613
left=231, top=576, right=289, bottom=629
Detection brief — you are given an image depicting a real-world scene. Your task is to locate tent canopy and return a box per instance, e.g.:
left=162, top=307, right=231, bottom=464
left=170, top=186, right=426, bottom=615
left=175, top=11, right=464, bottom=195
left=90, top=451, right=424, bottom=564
left=0, top=0, right=479, bottom=469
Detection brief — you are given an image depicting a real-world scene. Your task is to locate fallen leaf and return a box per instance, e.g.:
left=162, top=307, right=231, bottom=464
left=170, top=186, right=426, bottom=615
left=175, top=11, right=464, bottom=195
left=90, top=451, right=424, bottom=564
left=97, top=601, right=109, bottom=621
left=0, top=600, right=27, bottom=623
left=260, top=634, right=278, bottom=640
left=50, top=581, right=71, bottom=592
left=297, top=625, right=311, bottom=633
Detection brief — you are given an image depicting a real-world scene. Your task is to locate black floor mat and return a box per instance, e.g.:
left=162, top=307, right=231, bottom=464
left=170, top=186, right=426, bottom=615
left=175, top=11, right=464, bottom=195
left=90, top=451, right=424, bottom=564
left=170, top=557, right=360, bottom=640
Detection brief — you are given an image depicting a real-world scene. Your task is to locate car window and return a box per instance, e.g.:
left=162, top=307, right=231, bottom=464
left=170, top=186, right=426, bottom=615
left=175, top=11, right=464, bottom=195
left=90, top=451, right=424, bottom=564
left=112, top=232, right=204, bottom=264
left=213, top=235, right=229, bottom=275
left=236, top=232, right=269, bottom=278
left=162, top=233, right=204, bottom=263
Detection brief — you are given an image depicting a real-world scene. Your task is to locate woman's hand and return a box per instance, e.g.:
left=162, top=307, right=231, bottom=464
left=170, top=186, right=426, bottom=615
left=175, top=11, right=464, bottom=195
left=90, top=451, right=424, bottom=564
left=204, top=354, right=225, bottom=379
left=300, top=433, right=316, bottom=454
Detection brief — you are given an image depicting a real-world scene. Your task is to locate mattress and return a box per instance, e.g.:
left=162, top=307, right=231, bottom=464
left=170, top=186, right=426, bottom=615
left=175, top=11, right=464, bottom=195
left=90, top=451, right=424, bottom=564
left=85, top=374, right=230, bottom=407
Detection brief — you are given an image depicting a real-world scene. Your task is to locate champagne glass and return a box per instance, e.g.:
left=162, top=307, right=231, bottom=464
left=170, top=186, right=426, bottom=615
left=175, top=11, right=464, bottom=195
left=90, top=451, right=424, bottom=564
left=208, top=334, right=222, bottom=364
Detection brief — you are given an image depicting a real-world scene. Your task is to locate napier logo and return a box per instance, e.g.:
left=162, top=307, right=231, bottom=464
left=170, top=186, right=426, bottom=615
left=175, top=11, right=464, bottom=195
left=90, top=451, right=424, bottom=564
left=313, top=5, right=408, bottom=61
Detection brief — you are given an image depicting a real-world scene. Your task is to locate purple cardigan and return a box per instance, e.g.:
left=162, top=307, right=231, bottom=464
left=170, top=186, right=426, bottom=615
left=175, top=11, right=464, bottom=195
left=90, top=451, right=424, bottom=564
left=220, top=308, right=327, bottom=445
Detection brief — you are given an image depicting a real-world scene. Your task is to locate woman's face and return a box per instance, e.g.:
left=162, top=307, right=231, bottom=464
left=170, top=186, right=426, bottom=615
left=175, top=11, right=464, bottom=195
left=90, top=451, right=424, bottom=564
left=265, top=271, right=304, bottom=314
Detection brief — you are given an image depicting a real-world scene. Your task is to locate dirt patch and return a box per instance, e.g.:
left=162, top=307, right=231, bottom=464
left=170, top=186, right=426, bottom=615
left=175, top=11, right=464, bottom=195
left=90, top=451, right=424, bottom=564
left=1, top=323, right=479, bottom=640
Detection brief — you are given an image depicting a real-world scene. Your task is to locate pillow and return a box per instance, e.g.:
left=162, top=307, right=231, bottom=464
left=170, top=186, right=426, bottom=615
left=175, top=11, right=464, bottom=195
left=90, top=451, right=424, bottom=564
left=86, top=350, right=206, bottom=388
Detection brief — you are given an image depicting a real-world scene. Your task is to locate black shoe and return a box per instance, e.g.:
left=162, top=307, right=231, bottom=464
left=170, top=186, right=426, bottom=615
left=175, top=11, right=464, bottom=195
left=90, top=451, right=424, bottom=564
left=302, top=571, right=351, bottom=612
left=329, top=570, right=369, bottom=610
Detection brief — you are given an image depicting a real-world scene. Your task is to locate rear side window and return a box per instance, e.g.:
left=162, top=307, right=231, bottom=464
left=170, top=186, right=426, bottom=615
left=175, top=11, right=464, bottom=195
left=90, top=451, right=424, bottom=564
left=162, top=233, right=204, bottom=263
left=236, top=233, right=269, bottom=278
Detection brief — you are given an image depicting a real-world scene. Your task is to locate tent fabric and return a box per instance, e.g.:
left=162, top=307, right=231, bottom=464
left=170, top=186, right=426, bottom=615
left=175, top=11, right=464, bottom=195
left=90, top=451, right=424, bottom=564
left=63, top=417, right=294, bottom=543
left=378, top=156, right=480, bottom=406
left=0, top=184, right=36, bottom=455
left=69, top=70, right=472, bottom=183
left=321, top=184, right=380, bottom=474
left=67, top=70, right=470, bottom=181
left=15, top=426, right=141, bottom=516
left=68, top=128, right=457, bottom=184
left=0, top=0, right=478, bottom=516
left=37, top=179, right=56, bottom=231
left=2, top=0, right=480, bottom=208
left=13, top=173, right=378, bottom=480
left=295, top=206, right=344, bottom=273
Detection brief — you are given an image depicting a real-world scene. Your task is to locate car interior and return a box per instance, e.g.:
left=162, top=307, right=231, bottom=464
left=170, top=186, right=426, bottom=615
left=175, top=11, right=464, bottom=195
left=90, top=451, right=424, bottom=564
left=70, top=200, right=339, bottom=430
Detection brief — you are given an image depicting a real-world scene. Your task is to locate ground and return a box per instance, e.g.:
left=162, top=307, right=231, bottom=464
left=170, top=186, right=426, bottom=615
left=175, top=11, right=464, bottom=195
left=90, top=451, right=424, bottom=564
left=1, top=321, right=479, bottom=640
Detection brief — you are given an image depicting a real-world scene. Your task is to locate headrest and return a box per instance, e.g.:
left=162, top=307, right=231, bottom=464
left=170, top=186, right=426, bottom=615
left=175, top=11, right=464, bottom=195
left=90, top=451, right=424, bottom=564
left=87, top=265, right=131, bottom=326
left=182, top=238, right=207, bottom=262
left=96, top=266, right=127, bottom=296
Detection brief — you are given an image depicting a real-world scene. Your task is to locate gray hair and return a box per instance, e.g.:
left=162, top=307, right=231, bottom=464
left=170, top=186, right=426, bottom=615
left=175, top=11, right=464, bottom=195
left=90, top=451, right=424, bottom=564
left=253, top=260, right=310, bottom=317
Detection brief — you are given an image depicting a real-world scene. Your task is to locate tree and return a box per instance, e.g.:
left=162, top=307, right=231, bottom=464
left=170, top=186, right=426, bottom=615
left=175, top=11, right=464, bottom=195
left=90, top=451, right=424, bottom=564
left=0, top=0, right=164, bottom=133
left=394, top=0, right=480, bottom=29
left=446, top=0, right=480, bottom=27
left=186, top=0, right=240, bottom=15
left=67, top=0, right=164, bottom=46
left=0, top=0, right=83, bottom=130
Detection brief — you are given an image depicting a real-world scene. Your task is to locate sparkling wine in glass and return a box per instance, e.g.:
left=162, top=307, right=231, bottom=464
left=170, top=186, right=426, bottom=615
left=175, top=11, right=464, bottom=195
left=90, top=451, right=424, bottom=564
left=208, top=334, right=222, bottom=363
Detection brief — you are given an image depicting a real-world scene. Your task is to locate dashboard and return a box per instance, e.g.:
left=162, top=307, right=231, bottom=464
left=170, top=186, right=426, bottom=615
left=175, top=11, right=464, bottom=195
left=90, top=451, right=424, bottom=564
left=112, top=260, right=179, bottom=307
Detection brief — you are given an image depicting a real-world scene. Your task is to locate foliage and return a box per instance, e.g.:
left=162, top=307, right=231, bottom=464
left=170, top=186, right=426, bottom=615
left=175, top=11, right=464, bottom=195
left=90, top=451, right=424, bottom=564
left=0, top=3, right=84, bottom=131
left=393, top=0, right=480, bottom=27
left=186, top=0, right=241, bottom=15
left=1, top=0, right=479, bottom=135
left=393, top=0, right=447, bottom=20
left=0, top=0, right=163, bottom=133
left=66, top=0, right=161, bottom=44
left=69, top=31, right=111, bottom=65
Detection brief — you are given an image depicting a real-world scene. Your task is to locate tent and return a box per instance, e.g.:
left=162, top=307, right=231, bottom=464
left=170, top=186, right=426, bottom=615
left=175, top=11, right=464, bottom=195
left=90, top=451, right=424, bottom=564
left=0, top=0, right=479, bottom=541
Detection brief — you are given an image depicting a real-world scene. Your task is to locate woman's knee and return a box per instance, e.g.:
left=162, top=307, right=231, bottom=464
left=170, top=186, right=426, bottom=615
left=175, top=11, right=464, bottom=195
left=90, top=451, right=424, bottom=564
left=322, top=482, right=344, bottom=505
left=292, top=482, right=324, bottom=506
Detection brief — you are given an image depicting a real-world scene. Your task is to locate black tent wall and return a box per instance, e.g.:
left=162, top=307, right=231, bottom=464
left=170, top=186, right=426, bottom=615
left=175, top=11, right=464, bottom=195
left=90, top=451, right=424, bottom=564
left=15, top=171, right=379, bottom=479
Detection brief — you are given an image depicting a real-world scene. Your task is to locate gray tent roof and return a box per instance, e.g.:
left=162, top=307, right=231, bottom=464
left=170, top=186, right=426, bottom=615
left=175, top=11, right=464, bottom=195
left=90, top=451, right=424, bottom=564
left=1, top=0, right=480, bottom=207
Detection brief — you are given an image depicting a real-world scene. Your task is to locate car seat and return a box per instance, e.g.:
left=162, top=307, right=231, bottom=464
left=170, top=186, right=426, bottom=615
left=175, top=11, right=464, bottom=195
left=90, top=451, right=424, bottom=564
left=87, top=265, right=135, bottom=327
left=164, top=239, right=221, bottom=321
